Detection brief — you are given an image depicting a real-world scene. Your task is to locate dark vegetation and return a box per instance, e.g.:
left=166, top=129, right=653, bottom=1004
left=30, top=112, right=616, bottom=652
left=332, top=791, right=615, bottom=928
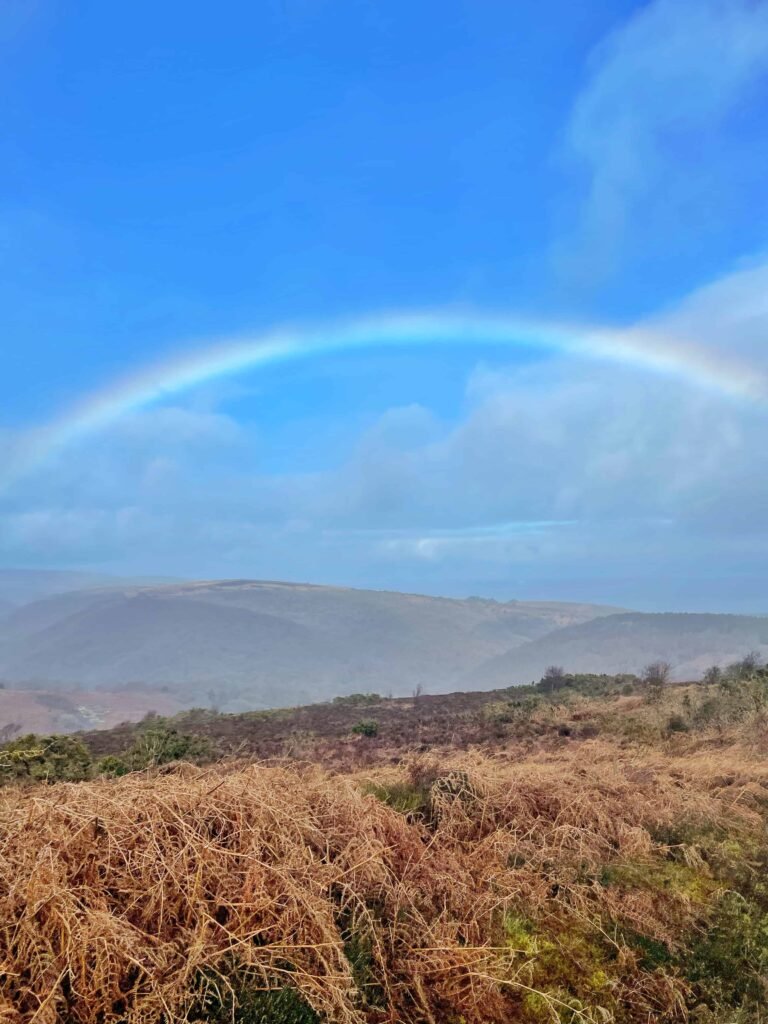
left=72, top=671, right=646, bottom=772
left=1, top=655, right=768, bottom=1022
left=3, top=656, right=766, bottom=781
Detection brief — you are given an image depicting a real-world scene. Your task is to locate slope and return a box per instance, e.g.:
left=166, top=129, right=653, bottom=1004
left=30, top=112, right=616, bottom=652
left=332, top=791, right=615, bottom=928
left=470, top=611, right=768, bottom=686
left=0, top=579, right=621, bottom=706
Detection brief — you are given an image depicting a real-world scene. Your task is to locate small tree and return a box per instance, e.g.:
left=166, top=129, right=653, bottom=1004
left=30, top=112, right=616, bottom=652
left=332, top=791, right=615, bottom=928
left=642, top=661, right=671, bottom=702
left=0, top=722, right=20, bottom=744
left=541, top=666, right=567, bottom=693
left=702, top=665, right=722, bottom=686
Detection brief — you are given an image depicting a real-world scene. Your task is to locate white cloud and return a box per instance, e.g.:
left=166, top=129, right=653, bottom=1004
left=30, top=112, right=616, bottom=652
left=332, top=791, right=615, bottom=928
left=111, top=406, right=243, bottom=447
left=2, top=258, right=768, bottom=607
left=562, top=0, right=768, bottom=276
left=324, top=364, right=761, bottom=533
left=293, top=259, right=768, bottom=589
left=645, top=256, right=768, bottom=360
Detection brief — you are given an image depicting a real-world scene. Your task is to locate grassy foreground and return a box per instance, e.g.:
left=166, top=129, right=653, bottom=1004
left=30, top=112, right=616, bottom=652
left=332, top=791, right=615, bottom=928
left=1, top=673, right=768, bottom=1022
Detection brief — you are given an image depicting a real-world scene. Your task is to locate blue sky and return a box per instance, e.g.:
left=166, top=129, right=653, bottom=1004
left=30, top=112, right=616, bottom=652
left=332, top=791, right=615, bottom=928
left=2, top=0, right=768, bottom=609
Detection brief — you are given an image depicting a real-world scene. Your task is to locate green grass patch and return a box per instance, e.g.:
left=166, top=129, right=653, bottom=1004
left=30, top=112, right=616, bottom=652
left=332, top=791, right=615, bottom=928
left=343, top=929, right=387, bottom=1010
left=600, top=857, right=714, bottom=903
left=362, top=780, right=431, bottom=816
left=193, top=973, right=320, bottom=1024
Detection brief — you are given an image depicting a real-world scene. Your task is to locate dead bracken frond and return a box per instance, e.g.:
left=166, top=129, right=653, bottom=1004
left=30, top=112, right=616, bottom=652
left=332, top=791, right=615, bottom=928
left=0, top=741, right=766, bottom=1022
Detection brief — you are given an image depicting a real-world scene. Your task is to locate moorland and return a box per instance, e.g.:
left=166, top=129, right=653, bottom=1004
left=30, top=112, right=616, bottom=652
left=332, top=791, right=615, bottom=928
left=0, top=660, right=767, bottom=1022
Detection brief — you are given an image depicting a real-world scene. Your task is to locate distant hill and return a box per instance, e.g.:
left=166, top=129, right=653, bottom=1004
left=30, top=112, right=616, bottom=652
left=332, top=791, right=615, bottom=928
left=6, top=577, right=763, bottom=710
left=469, top=611, right=768, bottom=686
left=0, top=579, right=620, bottom=707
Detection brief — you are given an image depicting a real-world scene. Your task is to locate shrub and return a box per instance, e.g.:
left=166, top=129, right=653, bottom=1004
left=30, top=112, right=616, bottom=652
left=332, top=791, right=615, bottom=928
left=351, top=720, right=379, bottom=738
left=97, top=754, right=130, bottom=777
left=332, top=693, right=381, bottom=706
left=125, top=724, right=212, bottom=769
left=0, top=733, right=92, bottom=783
left=691, top=674, right=768, bottom=732
left=728, top=651, right=764, bottom=681
left=342, top=927, right=386, bottom=1010
left=234, top=988, right=320, bottom=1024
left=576, top=722, right=600, bottom=739
left=482, top=696, right=543, bottom=726
left=530, top=672, right=637, bottom=699
left=0, top=722, right=19, bottom=743
left=666, top=713, right=689, bottom=734
left=642, top=661, right=671, bottom=702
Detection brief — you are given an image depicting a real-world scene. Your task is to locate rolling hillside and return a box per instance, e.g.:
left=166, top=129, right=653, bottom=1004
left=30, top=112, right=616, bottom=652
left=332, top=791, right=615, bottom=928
left=471, top=611, right=768, bottom=686
left=0, top=579, right=620, bottom=707
left=3, top=577, right=766, bottom=713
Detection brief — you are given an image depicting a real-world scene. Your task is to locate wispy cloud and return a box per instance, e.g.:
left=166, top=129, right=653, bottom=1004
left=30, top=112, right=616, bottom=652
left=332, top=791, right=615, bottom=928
left=560, top=0, right=768, bottom=281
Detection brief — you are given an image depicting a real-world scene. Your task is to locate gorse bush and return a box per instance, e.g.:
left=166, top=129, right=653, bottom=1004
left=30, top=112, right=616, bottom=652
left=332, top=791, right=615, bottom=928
left=483, top=695, right=544, bottom=726
left=350, top=719, right=379, bottom=738
left=0, top=733, right=92, bottom=782
left=95, top=721, right=212, bottom=776
left=126, top=723, right=211, bottom=766
left=689, top=671, right=768, bottom=731
left=728, top=651, right=764, bottom=680
left=362, top=778, right=429, bottom=815
left=531, top=671, right=639, bottom=697
left=0, top=721, right=213, bottom=785
left=96, top=753, right=130, bottom=777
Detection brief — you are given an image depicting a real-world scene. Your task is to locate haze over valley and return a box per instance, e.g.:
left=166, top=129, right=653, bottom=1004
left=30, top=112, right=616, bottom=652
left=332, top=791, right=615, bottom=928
left=1, top=569, right=766, bottom=733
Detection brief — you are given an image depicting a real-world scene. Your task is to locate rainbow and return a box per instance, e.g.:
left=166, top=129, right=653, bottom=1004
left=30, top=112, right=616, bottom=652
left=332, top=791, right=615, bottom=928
left=2, top=310, right=766, bottom=493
